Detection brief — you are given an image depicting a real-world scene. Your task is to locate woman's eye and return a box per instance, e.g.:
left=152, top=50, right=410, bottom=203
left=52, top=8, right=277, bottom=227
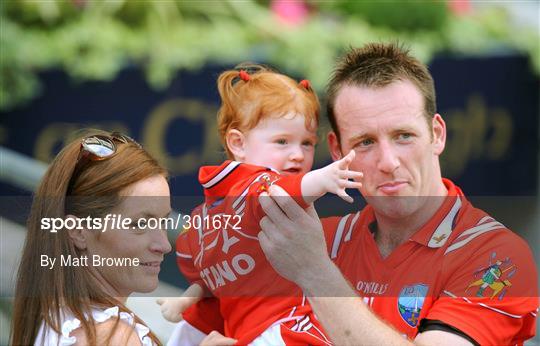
left=302, top=141, right=314, bottom=147
left=275, top=139, right=287, bottom=145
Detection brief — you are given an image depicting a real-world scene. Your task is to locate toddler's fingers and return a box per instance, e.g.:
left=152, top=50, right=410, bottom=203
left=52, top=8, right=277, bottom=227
left=164, top=311, right=183, bottom=323
left=340, top=179, right=362, bottom=189
left=341, top=170, right=363, bottom=180
left=337, top=150, right=355, bottom=168
left=338, top=191, right=354, bottom=204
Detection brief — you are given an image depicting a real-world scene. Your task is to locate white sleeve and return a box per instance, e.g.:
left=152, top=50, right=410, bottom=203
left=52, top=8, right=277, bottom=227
left=166, top=320, right=208, bottom=346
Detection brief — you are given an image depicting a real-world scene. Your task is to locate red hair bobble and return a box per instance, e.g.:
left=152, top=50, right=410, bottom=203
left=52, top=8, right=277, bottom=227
left=299, top=79, right=311, bottom=89
left=239, top=70, right=250, bottom=82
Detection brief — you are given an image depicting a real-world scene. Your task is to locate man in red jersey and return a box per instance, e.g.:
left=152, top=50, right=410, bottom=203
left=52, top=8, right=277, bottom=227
left=170, top=43, right=538, bottom=345
left=255, top=42, right=538, bottom=346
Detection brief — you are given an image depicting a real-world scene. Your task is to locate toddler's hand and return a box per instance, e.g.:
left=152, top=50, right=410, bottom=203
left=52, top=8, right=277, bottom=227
left=319, top=150, right=363, bottom=203
left=156, top=297, right=189, bottom=323
left=156, top=283, right=204, bottom=323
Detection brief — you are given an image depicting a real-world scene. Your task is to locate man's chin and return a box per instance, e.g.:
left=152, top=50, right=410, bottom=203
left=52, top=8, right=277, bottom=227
left=366, top=195, right=424, bottom=218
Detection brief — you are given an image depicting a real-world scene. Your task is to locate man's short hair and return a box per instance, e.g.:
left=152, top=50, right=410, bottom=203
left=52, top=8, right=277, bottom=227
left=326, top=42, right=436, bottom=141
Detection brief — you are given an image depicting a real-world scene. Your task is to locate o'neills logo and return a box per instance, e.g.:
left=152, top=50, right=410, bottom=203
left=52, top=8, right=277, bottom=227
left=356, top=281, right=389, bottom=295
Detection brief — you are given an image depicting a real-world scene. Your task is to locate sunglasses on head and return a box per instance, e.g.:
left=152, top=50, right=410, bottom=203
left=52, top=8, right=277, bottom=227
left=79, top=132, right=139, bottom=160
left=67, top=132, right=141, bottom=193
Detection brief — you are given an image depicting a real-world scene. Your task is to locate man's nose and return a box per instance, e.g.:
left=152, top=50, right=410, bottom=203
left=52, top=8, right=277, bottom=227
left=376, top=141, right=400, bottom=173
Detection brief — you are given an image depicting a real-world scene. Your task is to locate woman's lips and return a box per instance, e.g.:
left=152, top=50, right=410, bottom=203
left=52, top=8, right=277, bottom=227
left=139, top=261, right=161, bottom=273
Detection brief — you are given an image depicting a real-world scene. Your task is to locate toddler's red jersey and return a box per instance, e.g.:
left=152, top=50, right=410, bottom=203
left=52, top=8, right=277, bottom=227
left=176, top=161, right=330, bottom=345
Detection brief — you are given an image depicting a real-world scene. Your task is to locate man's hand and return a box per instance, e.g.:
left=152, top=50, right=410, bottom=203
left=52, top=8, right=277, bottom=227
left=257, top=184, right=331, bottom=290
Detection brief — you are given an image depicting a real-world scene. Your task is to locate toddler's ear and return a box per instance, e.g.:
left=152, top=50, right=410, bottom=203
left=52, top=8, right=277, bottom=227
left=226, top=129, right=246, bottom=161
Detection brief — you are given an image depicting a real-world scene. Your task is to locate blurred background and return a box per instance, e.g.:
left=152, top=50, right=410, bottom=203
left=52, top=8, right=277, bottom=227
left=0, top=0, right=538, bottom=344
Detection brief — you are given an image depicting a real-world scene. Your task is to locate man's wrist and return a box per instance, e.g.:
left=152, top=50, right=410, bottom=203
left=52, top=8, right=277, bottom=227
left=298, top=255, right=345, bottom=296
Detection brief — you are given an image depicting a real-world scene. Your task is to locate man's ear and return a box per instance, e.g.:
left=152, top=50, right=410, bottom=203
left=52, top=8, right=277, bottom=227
left=432, top=114, right=446, bottom=156
left=226, top=129, right=246, bottom=161
left=66, top=215, right=87, bottom=250
left=327, top=131, right=343, bottom=161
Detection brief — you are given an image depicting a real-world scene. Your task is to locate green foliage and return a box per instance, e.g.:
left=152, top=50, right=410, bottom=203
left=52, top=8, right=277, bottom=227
left=0, top=0, right=538, bottom=111
left=321, top=1, right=449, bottom=33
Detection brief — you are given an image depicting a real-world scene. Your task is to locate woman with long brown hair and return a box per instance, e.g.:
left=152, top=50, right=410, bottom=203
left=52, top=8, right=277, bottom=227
left=10, top=130, right=172, bottom=345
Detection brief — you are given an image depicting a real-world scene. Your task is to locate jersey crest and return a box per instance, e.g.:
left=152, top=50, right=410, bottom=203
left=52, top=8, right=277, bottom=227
left=397, top=283, right=429, bottom=327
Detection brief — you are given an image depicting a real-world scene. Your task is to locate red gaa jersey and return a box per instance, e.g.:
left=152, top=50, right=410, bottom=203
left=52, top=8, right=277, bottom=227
left=324, top=179, right=538, bottom=345
left=176, top=178, right=538, bottom=345
left=176, top=161, right=330, bottom=345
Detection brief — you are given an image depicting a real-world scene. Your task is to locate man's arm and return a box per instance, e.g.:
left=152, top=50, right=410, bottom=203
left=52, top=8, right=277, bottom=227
left=257, top=185, right=473, bottom=346
left=294, top=262, right=472, bottom=346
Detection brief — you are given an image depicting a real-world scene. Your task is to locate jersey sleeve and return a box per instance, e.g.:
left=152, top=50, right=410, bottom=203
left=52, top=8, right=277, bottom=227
left=425, top=229, right=538, bottom=345
left=175, top=220, right=202, bottom=286
left=247, top=172, right=309, bottom=221
left=175, top=210, right=225, bottom=335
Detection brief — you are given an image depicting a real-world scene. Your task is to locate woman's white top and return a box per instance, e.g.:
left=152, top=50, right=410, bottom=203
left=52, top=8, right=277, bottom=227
left=34, top=306, right=155, bottom=346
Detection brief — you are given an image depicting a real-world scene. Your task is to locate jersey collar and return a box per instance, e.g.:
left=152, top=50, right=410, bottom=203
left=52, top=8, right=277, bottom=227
left=199, top=160, right=273, bottom=198
left=361, top=178, right=465, bottom=248
left=410, top=178, right=465, bottom=248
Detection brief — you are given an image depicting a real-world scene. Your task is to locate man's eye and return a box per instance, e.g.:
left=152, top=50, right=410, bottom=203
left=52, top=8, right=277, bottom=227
left=275, top=139, right=287, bottom=145
left=356, top=139, right=374, bottom=147
left=398, top=133, right=413, bottom=140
